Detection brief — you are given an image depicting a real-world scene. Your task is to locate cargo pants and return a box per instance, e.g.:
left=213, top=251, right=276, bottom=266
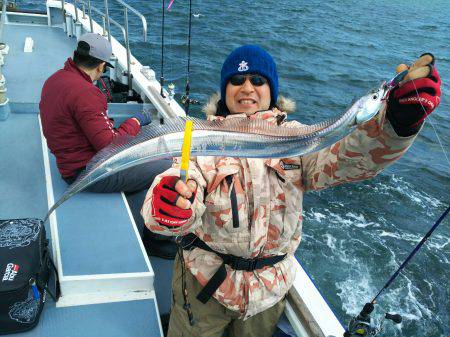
left=167, top=255, right=286, bottom=337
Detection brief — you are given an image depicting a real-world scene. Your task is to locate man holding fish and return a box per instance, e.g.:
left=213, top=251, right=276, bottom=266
left=141, top=45, right=441, bottom=336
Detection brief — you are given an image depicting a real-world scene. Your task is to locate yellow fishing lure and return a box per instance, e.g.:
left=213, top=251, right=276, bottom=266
left=180, top=120, right=193, bottom=182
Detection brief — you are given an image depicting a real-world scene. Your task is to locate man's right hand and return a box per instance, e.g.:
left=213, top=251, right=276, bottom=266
left=151, top=176, right=197, bottom=227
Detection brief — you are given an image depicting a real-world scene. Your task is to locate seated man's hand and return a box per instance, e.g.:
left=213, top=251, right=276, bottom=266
left=151, top=176, right=197, bottom=227
left=387, top=53, right=442, bottom=136
left=132, top=111, right=152, bottom=127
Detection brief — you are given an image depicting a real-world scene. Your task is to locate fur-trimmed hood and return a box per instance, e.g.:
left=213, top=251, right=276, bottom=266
left=202, top=92, right=296, bottom=117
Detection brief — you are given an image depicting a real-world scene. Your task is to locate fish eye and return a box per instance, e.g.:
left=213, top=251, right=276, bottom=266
left=372, top=94, right=378, bottom=100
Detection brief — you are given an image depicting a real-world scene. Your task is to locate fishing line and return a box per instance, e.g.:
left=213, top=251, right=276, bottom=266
left=411, top=78, right=450, bottom=167
left=182, top=0, right=193, bottom=114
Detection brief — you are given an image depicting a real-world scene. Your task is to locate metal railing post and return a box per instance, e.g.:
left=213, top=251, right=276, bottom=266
left=103, top=0, right=111, bottom=42
left=89, top=4, right=126, bottom=40
left=73, top=0, right=79, bottom=22
left=113, top=0, right=147, bottom=42
left=61, top=0, right=68, bottom=32
left=88, top=4, right=126, bottom=40
left=102, top=15, right=107, bottom=36
left=123, top=7, right=132, bottom=96
left=81, top=2, right=86, bottom=19
left=87, top=0, right=93, bottom=32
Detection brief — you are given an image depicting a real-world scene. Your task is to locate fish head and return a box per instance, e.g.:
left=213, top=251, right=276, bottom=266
left=355, top=84, right=386, bottom=124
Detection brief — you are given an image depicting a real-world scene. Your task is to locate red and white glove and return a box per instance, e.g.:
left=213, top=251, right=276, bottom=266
left=151, top=176, right=197, bottom=227
left=387, top=53, right=442, bottom=136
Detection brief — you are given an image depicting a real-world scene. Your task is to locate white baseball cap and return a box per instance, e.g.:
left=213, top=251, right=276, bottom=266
left=78, top=33, right=114, bottom=68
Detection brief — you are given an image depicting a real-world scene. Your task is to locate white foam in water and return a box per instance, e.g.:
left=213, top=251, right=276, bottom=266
left=378, top=230, right=422, bottom=243
left=426, top=234, right=450, bottom=250
left=306, top=208, right=378, bottom=229
left=345, top=211, right=377, bottom=228
left=335, top=266, right=376, bottom=316
left=371, top=174, right=443, bottom=210
left=328, top=213, right=354, bottom=227
left=303, top=183, right=448, bottom=337
left=323, top=233, right=337, bottom=250
left=313, top=212, right=326, bottom=222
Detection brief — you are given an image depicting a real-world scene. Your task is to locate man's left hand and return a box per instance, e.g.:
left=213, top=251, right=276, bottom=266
left=132, top=111, right=152, bottom=127
left=387, top=53, right=442, bottom=136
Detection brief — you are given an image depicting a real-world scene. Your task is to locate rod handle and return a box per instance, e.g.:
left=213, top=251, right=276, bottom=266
left=385, top=313, right=402, bottom=324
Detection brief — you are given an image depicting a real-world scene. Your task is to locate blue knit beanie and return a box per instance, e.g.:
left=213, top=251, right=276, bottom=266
left=220, top=45, right=278, bottom=105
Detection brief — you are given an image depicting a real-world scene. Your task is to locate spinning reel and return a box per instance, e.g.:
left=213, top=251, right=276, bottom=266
left=344, top=303, right=402, bottom=337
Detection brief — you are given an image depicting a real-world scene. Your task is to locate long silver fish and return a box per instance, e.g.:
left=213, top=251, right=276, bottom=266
left=44, top=77, right=402, bottom=221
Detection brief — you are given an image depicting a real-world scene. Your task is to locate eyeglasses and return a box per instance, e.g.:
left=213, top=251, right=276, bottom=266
left=229, top=74, right=268, bottom=87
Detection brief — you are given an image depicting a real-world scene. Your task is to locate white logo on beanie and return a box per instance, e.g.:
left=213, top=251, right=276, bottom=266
left=238, top=61, right=249, bottom=72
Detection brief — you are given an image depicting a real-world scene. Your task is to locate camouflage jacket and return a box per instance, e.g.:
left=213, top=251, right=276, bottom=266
left=141, top=98, right=417, bottom=319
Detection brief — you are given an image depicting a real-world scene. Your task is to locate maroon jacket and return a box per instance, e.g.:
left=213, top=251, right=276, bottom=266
left=40, top=58, right=140, bottom=178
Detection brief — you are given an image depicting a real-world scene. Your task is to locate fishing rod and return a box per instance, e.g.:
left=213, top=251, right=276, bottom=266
left=181, top=0, right=200, bottom=114
left=159, top=0, right=166, bottom=98
left=344, top=205, right=450, bottom=336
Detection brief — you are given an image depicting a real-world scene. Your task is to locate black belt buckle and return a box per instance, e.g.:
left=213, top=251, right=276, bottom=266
left=230, top=256, right=257, bottom=271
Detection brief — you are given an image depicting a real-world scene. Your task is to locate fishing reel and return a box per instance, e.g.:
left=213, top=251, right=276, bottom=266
left=344, top=303, right=402, bottom=337
left=180, top=95, right=201, bottom=106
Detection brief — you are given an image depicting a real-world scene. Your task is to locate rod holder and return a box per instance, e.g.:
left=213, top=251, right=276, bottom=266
left=74, top=22, right=82, bottom=38
left=65, top=14, right=73, bottom=37
left=108, top=55, right=117, bottom=81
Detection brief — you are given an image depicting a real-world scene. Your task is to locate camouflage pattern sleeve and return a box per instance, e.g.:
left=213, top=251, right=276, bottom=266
left=140, top=158, right=207, bottom=236
left=301, top=106, right=418, bottom=191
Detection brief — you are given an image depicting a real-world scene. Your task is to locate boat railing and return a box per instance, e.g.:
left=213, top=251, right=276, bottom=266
left=66, top=0, right=148, bottom=96
left=80, top=1, right=126, bottom=41
left=112, top=0, right=147, bottom=95
left=49, top=0, right=184, bottom=118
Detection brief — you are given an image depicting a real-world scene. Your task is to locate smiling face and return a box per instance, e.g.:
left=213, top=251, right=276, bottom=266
left=225, top=75, right=271, bottom=115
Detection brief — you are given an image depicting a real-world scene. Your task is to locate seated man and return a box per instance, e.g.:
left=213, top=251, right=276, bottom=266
left=141, top=45, right=441, bottom=336
left=40, top=33, right=168, bottom=193
left=40, top=33, right=173, bottom=257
